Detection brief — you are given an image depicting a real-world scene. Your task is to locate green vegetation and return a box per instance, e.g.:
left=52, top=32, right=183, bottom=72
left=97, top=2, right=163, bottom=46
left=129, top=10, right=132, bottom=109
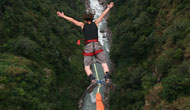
left=0, top=0, right=87, bottom=110
left=1, top=0, right=190, bottom=109
left=109, top=0, right=190, bottom=109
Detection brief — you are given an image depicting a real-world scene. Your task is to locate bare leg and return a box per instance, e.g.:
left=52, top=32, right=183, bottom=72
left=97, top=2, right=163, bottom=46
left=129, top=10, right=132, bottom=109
left=85, top=66, right=92, bottom=76
left=102, top=63, right=109, bottom=74
left=102, top=63, right=111, bottom=83
left=85, top=65, right=96, bottom=87
left=85, top=65, right=97, bottom=93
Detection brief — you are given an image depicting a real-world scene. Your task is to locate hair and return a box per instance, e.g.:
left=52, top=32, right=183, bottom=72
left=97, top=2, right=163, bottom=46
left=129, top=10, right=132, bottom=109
left=82, top=13, right=94, bottom=22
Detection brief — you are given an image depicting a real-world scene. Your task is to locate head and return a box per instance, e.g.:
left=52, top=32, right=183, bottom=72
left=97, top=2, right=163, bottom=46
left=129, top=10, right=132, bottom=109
left=83, top=13, right=94, bottom=23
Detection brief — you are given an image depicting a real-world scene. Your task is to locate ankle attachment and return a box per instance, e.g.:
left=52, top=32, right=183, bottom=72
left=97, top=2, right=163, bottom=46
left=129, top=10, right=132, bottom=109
left=104, top=72, right=111, bottom=80
left=88, top=74, right=96, bottom=81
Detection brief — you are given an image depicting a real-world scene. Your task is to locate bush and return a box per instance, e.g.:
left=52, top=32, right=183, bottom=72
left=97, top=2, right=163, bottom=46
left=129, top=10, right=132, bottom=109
left=161, top=60, right=190, bottom=102
left=155, top=54, right=172, bottom=75
left=14, top=37, right=42, bottom=59
left=0, top=54, right=53, bottom=110
left=161, top=74, right=190, bottom=102
left=141, top=74, right=157, bottom=94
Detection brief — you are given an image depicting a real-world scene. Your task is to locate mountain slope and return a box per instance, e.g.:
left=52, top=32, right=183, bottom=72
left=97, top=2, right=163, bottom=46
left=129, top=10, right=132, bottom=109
left=108, top=0, right=190, bottom=109
left=0, top=0, right=87, bottom=109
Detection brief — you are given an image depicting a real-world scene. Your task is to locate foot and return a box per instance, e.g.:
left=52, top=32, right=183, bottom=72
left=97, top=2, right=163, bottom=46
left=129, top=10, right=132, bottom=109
left=86, top=80, right=97, bottom=93
left=105, top=79, right=114, bottom=89
left=104, top=72, right=114, bottom=89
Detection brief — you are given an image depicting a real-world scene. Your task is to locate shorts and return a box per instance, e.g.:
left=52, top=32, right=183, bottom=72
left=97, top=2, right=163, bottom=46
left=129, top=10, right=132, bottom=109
left=84, top=42, right=106, bottom=66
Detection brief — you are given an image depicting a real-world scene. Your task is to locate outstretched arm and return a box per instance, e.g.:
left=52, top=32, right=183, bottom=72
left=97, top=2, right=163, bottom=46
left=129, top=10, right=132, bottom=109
left=57, top=11, right=84, bottom=28
left=95, top=2, right=114, bottom=25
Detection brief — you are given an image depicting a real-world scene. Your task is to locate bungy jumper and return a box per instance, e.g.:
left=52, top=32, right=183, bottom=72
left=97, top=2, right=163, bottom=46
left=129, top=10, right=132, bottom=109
left=56, top=2, right=114, bottom=110
left=78, top=40, right=105, bottom=110
left=77, top=34, right=105, bottom=110
left=77, top=23, right=105, bottom=110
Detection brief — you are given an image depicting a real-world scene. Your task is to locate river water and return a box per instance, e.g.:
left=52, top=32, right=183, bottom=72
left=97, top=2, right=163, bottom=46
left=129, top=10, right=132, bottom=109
left=80, top=0, right=111, bottom=110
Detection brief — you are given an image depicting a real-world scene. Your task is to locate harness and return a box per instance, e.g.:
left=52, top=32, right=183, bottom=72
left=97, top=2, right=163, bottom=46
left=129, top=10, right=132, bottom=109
left=77, top=39, right=103, bottom=56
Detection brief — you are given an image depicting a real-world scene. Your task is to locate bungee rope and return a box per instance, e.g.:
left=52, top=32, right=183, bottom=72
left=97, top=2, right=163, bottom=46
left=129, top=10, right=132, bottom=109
left=93, top=63, right=104, bottom=110
left=94, top=63, right=101, bottom=92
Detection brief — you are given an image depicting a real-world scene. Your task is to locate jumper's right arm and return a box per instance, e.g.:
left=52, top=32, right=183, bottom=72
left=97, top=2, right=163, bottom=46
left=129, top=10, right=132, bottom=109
left=57, top=11, right=84, bottom=28
left=95, top=2, right=114, bottom=25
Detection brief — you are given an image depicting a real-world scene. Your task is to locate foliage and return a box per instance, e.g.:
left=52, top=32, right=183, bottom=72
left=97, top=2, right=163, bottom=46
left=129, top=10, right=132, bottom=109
left=0, top=54, right=53, bottom=110
left=161, top=74, right=190, bottom=102
left=0, top=0, right=86, bottom=110
left=109, top=0, right=190, bottom=109
left=161, top=60, right=190, bottom=102
left=110, top=66, right=145, bottom=110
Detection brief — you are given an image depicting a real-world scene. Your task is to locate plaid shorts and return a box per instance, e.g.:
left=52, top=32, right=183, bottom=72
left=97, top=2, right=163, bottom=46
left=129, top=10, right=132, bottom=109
left=83, top=42, right=106, bottom=66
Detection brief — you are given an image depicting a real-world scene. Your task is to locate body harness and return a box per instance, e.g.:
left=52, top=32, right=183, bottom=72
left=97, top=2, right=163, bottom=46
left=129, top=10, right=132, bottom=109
left=77, top=39, right=103, bottom=56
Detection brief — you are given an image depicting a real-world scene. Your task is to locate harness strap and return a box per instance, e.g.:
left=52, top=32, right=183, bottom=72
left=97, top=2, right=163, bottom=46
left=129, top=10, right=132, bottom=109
left=79, top=39, right=102, bottom=56
left=77, top=39, right=84, bottom=45
left=83, top=51, right=94, bottom=56
left=77, top=39, right=98, bottom=45
left=83, top=49, right=103, bottom=56
left=85, top=39, right=98, bottom=44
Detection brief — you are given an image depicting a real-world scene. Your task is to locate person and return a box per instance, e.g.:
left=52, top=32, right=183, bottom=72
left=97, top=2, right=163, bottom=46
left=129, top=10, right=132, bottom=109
left=57, top=2, right=114, bottom=92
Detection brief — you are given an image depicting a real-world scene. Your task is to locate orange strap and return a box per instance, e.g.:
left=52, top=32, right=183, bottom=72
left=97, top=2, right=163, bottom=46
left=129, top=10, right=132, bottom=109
left=96, top=93, right=104, bottom=110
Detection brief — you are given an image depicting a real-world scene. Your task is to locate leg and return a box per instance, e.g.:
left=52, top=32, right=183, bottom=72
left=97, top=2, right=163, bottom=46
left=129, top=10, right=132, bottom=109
left=102, top=67, right=113, bottom=89
left=97, top=54, right=111, bottom=83
left=85, top=66, right=92, bottom=76
left=94, top=42, right=111, bottom=81
left=101, top=63, right=112, bottom=84
left=84, top=56, right=96, bottom=82
left=84, top=59, right=97, bottom=93
left=94, top=42, right=109, bottom=74
left=84, top=55, right=93, bottom=77
left=84, top=43, right=94, bottom=77
left=95, top=42, right=113, bottom=89
left=102, top=63, right=109, bottom=74
left=83, top=43, right=98, bottom=93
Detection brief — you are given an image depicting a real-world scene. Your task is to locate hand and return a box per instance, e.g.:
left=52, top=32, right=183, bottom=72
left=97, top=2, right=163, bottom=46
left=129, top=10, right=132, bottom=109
left=57, top=11, right=64, bottom=17
left=107, top=2, right=114, bottom=9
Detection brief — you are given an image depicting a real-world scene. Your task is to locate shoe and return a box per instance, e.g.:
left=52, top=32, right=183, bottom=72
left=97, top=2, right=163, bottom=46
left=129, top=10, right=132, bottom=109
left=86, top=80, right=98, bottom=93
